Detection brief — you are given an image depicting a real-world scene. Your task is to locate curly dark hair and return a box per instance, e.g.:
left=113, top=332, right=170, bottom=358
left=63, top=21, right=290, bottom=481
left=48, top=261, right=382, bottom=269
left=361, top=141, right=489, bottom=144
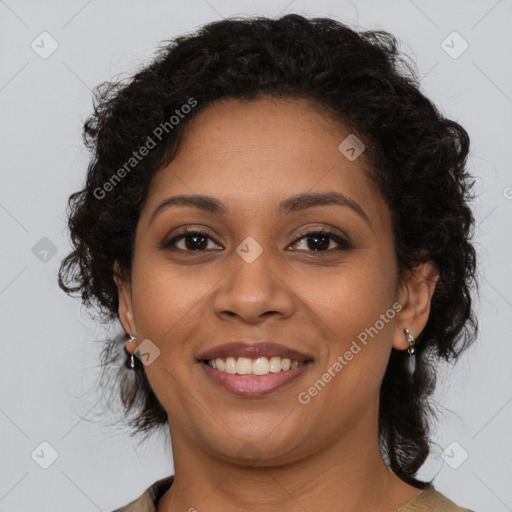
left=58, top=13, right=478, bottom=488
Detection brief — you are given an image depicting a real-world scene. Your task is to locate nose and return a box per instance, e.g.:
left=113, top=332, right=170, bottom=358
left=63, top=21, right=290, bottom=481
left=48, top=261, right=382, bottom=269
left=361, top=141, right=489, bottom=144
left=212, top=247, right=295, bottom=325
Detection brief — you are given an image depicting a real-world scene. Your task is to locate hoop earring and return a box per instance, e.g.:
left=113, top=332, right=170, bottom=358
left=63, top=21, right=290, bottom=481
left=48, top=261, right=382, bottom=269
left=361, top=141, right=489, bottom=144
left=403, top=328, right=416, bottom=355
left=128, top=333, right=138, bottom=369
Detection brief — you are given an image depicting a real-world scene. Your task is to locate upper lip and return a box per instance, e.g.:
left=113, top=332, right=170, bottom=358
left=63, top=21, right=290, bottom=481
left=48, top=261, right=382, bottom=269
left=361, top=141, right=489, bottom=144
left=196, top=342, right=314, bottom=362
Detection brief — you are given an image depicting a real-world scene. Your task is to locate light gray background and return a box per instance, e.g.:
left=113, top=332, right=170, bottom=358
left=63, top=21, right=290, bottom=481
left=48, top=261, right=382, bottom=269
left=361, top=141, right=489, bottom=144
left=1, top=0, right=511, bottom=510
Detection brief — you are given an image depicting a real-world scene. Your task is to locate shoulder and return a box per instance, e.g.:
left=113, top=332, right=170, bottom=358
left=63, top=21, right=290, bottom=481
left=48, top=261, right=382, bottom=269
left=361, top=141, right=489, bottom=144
left=111, top=475, right=174, bottom=512
left=397, top=487, right=476, bottom=512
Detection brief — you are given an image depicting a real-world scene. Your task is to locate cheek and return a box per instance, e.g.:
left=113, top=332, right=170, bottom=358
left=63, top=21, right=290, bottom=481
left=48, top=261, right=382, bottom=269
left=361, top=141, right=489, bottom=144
left=297, top=252, right=398, bottom=400
left=130, top=254, right=220, bottom=351
left=296, top=263, right=397, bottom=422
left=298, top=252, right=397, bottom=332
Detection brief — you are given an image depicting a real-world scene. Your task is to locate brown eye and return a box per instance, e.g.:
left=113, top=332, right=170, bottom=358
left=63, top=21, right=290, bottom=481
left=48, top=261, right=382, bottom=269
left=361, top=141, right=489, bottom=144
left=161, top=229, right=223, bottom=252
left=289, top=230, right=352, bottom=252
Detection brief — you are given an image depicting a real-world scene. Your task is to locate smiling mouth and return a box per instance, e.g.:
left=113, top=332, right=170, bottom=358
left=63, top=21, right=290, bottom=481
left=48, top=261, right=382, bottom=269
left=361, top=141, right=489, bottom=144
left=199, top=356, right=314, bottom=376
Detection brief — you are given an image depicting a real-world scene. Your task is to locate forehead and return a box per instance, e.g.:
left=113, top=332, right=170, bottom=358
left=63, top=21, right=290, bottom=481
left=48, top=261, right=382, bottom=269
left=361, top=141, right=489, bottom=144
left=143, top=97, right=390, bottom=231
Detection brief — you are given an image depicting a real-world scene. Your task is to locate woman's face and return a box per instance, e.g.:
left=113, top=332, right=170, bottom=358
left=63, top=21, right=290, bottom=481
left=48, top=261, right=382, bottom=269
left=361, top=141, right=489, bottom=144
left=117, top=97, right=430, bottom=464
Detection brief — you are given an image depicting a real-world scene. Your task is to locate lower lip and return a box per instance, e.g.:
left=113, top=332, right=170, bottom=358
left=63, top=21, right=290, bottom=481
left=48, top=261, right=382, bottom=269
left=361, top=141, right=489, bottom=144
left=200, top=361, right=312, bottom=397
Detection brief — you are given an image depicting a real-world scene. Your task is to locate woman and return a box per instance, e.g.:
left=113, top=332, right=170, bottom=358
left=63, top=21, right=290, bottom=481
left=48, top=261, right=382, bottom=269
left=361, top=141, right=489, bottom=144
left=59, top=14, right=478, bottom=512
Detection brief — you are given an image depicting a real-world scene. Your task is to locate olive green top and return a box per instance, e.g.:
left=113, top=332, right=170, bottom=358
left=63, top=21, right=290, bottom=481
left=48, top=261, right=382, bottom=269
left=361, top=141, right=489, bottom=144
left=111, top=475, right=475, bottom=512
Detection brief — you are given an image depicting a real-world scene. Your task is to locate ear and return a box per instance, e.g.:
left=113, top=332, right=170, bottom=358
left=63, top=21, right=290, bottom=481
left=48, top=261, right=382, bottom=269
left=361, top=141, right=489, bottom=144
left=392, top=259, right=440, bottom=351
left=113, top=261, right=137, bottom=354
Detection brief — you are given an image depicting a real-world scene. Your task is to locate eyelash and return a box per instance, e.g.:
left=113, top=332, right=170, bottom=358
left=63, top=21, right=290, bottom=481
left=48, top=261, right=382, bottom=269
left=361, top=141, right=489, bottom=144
left=160, top=227, right=352, bottom=254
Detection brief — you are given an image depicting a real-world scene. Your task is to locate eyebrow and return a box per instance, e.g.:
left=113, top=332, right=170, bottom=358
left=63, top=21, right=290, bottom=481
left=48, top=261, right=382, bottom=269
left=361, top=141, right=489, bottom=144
left=149, top=192, right=370, bottom=225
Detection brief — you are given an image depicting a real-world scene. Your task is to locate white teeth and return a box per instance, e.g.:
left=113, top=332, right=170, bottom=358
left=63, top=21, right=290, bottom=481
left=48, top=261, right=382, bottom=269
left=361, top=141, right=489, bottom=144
left=224, top=357, right=237, bottom=374
left=269, top=357, right=282, bottom=373
left=237, top=357, right=253, bottom=375
left=206, top=356, right=306, bottom=376
left=253, top=357, right=270, bottom=376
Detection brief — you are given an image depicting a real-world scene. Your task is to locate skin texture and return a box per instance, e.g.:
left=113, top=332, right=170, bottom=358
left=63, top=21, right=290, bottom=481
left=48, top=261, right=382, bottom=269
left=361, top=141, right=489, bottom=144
left=115, top=97, right=439, bottom=511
